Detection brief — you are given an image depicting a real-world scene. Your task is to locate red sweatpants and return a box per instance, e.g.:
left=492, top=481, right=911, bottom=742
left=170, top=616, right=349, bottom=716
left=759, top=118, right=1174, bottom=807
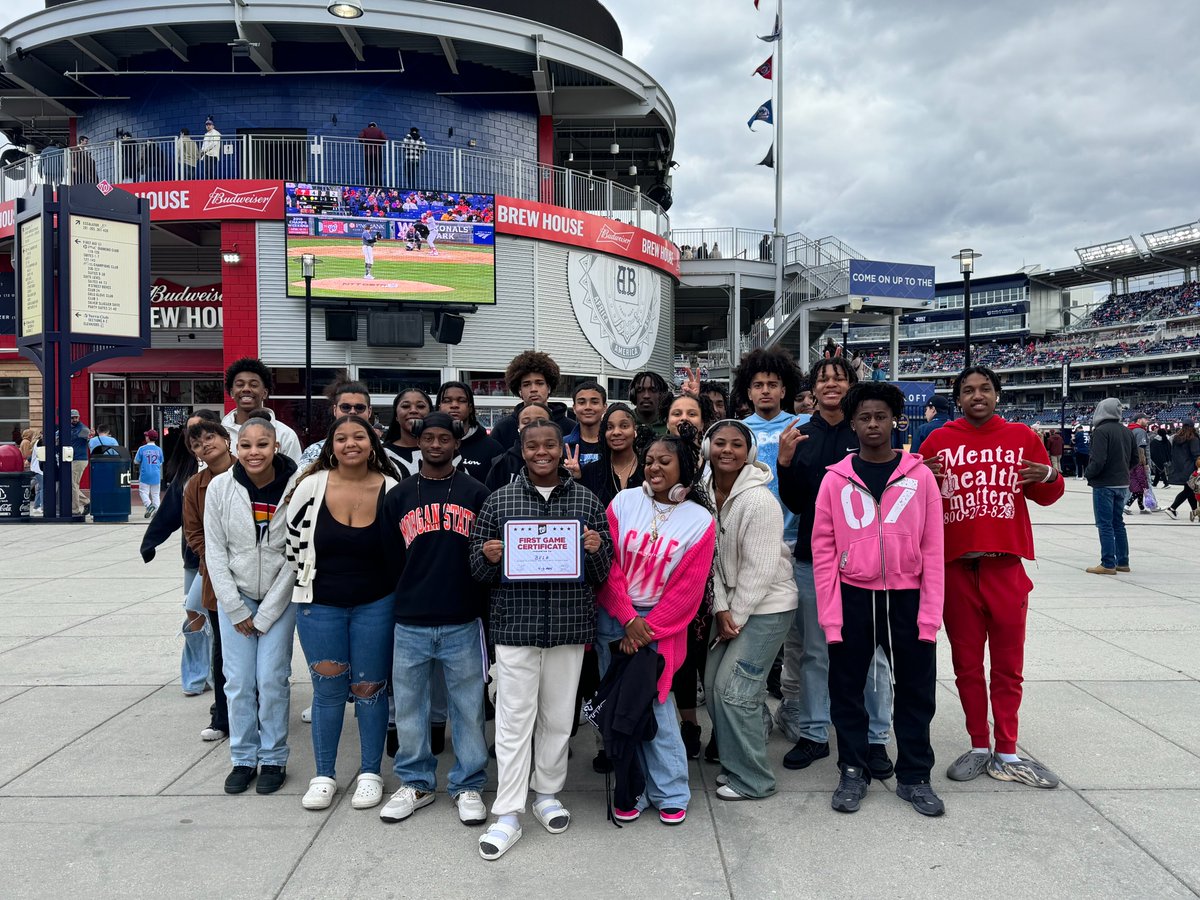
left=943, top=556, right=1032, bottom=755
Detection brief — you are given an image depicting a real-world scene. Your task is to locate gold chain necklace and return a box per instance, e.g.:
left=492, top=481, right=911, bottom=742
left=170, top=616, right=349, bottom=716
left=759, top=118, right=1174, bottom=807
left=649, top=498, right=678, bottom=541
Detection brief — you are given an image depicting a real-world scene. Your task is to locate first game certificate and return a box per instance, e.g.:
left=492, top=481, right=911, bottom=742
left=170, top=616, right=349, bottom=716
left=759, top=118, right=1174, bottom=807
left=501, top=520, right=583, bottom=582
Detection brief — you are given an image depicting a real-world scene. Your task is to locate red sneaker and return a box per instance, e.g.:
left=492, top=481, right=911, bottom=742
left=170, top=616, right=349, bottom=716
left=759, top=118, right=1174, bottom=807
left=612, top=807, right=641, bottom=823
left=659, top=807, right=687, bottom=825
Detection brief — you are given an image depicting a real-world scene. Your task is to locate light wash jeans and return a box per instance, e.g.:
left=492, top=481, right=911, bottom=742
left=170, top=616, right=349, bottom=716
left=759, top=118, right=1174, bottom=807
left=392, top=620, right=488, bottom=796
left=596, top=607, right=691, bottom=812
left=180, top=568, right=213, bottom=696
left=32, top=472, right=44, bottom=511
left=1091, top=486, right=1130, bottom=569
left=295, top=593, right=394, bottom=778
left=776, top=559, right=892, bottom=745
left=705, top=609, right=793, bottom=798
left=217, top=595, right=296, bottom=768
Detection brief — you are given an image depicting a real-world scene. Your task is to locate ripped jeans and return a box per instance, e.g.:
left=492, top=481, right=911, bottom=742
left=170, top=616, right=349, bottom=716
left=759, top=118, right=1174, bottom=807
left=295, top=593, right=395, bottom=778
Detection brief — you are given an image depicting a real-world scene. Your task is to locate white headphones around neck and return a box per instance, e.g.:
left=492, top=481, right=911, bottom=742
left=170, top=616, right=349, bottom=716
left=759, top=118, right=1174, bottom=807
left=701, top=419, right=759, bottom=463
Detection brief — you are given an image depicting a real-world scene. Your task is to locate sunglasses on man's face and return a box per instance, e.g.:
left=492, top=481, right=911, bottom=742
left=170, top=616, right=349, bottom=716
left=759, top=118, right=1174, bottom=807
left=338, top=403, right=369, bottom=415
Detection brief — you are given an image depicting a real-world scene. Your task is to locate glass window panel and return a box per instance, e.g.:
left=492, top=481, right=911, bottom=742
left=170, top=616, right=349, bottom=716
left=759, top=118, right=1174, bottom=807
left=129, top=379, right=158, bottom=404
left=461, top=371, right=508, bottom=398
left=193, top=380, right=223, bottom=404
left=93, top=378, right=125, bottom=404
left=160, top=379, right=192, bottom=404
left=269, top=367, right=341, bottom=398
left=358, top=368, right=441, bottom=398
left=94, top=407, right=126, bottom=448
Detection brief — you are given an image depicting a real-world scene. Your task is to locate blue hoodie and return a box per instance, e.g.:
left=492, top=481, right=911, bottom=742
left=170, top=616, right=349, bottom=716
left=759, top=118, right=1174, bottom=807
left=742, top=409, right=806, bottom=542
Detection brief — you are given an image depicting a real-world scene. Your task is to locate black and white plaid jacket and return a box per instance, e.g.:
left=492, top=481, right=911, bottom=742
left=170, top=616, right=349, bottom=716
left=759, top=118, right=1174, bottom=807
left=470, top=469, right=612, bottom=648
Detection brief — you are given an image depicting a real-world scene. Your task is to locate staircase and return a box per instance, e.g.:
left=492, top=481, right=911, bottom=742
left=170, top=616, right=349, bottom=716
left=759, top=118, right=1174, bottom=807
left=752, top=232, right=865, bottom=349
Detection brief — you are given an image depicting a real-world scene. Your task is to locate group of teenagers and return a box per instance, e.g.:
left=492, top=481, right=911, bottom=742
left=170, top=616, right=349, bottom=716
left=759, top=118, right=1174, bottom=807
left=142, top=345, right=1065, bottom=861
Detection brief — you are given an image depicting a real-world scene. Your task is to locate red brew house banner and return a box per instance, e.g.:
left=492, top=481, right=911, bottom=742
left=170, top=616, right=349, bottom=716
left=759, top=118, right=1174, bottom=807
left=0, top=182, right=680, bottom=277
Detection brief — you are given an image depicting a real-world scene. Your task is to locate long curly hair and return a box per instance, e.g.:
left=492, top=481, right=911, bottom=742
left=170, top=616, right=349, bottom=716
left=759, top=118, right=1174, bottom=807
left=305, top=415, right=400, bottom=484
left=733, top=346, right=801, bottom=409
left=642, top=421, right=714, bottom=514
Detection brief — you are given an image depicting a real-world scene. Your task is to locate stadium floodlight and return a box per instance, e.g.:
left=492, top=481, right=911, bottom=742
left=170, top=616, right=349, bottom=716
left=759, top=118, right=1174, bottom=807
left=327, top=0, right=364, bottom=18
left=1143, top=221, right=1200, bottom=252
left=1076, top=237, right=1138, bottom=265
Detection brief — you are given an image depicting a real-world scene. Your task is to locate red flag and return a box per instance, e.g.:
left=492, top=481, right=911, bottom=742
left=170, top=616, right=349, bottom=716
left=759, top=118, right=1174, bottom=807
left=753, top=0, right=760, bottom=7
left=754, top=56, right=773, bottom=80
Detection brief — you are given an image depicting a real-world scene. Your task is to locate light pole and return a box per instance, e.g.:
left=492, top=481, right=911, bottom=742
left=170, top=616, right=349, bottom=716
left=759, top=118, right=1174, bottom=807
left=301, top=253, right=316, bottom=438
left=954, top=249, right=981, bottom=368
left=841, top=315, right=850, bottom=356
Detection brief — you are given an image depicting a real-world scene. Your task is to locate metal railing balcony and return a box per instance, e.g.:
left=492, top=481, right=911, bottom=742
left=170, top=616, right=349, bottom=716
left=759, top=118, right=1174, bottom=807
left=1, top=134, right=671, bottom=236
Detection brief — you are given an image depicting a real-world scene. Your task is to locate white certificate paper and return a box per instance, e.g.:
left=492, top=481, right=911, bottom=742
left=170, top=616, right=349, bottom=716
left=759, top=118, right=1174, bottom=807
left=502, top=519, right=583, bottom=582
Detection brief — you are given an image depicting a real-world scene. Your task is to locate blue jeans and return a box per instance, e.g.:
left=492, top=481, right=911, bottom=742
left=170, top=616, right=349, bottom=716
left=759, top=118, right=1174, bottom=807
left=1092, top=486, right=1130, bottom=569
left=392, top=620, right=489, bottom=795
left=596, top=607, right=691, bottom=812
left=705, top=610, right=793, bottom=798
left=217, top=596, right=296, bottom=768
left=777, top=560, right=892, bottom=745
left=32, top=472, right=43, bottom=511
left=295, top=594, right=395, bottom=778
left=181, top=568, right=213, bottom=696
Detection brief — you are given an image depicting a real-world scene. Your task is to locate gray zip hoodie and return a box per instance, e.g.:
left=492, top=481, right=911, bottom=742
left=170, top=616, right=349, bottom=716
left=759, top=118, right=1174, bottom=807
left=202, top=460, right=300, bottom=631
left=1084, top=398, right=1136, bottom=488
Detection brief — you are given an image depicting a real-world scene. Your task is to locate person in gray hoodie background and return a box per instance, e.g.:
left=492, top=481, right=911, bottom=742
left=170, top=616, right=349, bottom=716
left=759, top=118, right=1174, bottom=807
left=1083, top=398, right=1138, bottom=576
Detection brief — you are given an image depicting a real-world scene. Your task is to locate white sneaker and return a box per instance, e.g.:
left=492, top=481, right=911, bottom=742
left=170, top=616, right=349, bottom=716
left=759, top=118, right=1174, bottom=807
left=352, top=773, right=384, bottom=810
left=454, top=790, right=487, bottom=825
left=199, top=727, right=227, bottom=742
left=379, top=784, right=434, bottom=823
left=302, top=776, right=337, bottom=810
left=301, top=706, right=312, bottom=723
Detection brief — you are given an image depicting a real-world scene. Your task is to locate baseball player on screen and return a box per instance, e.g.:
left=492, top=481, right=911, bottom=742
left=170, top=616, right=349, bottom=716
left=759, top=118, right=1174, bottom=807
left=423, top=212, right=440, bottom=257
left=362, top=224, right=378, bottom=278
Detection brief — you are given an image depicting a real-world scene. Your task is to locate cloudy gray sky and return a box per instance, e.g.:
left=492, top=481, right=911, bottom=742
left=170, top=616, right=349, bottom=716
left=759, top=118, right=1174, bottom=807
left=607, top=0, right=1200, bottom=277
left=3, top=0, right=1197, bottom=278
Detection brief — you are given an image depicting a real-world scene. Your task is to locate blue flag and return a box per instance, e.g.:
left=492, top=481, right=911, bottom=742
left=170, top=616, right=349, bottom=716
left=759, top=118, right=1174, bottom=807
left=747, top=99, right=773, bottom=130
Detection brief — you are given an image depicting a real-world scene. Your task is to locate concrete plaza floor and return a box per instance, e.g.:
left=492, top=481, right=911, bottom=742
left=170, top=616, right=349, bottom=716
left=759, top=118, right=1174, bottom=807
left=0, top=480, right=1198, bottom=899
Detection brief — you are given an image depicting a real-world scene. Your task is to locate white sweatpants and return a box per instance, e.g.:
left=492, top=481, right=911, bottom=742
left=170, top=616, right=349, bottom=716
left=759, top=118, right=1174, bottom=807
left=491, top=643, right=584, bottom=816
left=138, top=482, right=161, bottom=510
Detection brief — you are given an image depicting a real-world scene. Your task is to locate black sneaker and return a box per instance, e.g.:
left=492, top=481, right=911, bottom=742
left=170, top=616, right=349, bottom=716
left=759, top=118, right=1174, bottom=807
left=896, top=782, right=945, bottom=817
left=430, top=722, right=446, bottom=756
left=831, top=766, right=868, bottom=813
left=782, top=736, right=830, bottom=770
left=867, top=744, right=894, bottom=780
left=680, top=721, right=702, bottom=760
left=256, top=765, right=287, bottom=794
left=704, top=733, right=720, bottom=764
left=224, top=765, right=257, bottom=794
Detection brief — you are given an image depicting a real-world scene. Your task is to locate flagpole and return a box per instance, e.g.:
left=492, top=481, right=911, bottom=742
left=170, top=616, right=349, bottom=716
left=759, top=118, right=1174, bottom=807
left=773, top=0, right=784, bottom=339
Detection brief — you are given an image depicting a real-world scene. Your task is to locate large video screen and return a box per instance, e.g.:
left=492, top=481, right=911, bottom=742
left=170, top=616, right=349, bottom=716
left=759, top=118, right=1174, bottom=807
left=284, top=183, right=496, bottom=304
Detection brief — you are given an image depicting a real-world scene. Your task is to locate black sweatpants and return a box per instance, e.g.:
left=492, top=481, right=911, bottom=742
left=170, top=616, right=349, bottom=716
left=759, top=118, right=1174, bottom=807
left=828, top=584, right=936, bottom=785
left=210, top=611, right=229, bottom=733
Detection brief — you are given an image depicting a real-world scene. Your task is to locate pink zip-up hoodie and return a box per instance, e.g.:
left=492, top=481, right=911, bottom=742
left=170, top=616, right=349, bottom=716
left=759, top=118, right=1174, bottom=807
left=811, top=452, right=945, bottom=644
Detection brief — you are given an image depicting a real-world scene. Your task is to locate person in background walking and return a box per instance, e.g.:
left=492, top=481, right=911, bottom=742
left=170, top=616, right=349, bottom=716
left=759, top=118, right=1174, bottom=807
left=1149, top=425, right=1173, bottom=488
left=286, top=415, right=400, bottom=812
left=1124, top=415, right=1151, bottom=514
left=359, top=120, right=387, bottom=185
left=204, top=411, right=301, bottom=796
left=1164, top=422, right=1200, bottom=519
left=199, top=118, right=221, bottom=177
left=1072, top=424, right=1090, bottom=479
left=1045, top=428, right=1064, bottom=473
left=135, top=429, right=164, bottom=517
left=1084, top=398, right=1137, bottom=575
left=66, top=409, right=91, bottom=516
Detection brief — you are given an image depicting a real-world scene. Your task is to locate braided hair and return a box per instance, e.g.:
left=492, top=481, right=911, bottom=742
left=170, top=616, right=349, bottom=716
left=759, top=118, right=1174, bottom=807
left=642, top=421, right=714, bottom=514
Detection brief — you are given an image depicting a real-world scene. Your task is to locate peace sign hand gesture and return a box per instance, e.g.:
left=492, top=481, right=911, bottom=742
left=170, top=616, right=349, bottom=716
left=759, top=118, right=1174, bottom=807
left=563, top=443, right=583, bottom=479
left=680, top=366, right=701, bottom=396
left=777, top=417, right=809, bottom=468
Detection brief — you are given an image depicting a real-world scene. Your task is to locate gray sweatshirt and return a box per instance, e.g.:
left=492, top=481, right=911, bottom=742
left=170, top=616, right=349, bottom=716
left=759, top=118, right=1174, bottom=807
left=1084, top=399, right=1137, bottom=488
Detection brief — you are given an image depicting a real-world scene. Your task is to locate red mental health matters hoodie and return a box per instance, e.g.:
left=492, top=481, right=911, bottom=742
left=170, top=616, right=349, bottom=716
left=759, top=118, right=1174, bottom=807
left=917, top=415, right=1065, bottom=562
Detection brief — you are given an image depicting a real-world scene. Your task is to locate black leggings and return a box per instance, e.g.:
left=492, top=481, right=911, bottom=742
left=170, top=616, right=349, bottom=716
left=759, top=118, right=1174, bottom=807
left=671, top=613, right=709, bottom=710
left=1171, top=487, right=1198, bottom=511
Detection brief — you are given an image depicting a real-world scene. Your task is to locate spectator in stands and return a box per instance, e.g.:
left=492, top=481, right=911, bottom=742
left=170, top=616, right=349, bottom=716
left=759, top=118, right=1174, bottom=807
left=1083, top=399, right=1137, bottom=575
left=910, top=396, right=950, bottom=457
left=402, top=127, right=426, bottom=186
left=172, top=127, right=198, bottom=179
left=1164, top=423, right=1200, bottom=519
left=71, top=136, right=97, bottom=183
left=359, top=121, right=387, bottom=185
left=199, top=118, right=221, bottom=177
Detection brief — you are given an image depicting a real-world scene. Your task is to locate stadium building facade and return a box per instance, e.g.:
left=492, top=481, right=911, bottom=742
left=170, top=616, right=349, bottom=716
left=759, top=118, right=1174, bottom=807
left=0, top=0, right=679, bottom=447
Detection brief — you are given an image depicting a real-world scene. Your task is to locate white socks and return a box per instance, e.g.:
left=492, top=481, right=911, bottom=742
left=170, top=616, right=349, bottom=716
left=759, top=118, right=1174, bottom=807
left=498, top=814, right=519, bottom=829
left=997, top=752, right=1021, bottom=763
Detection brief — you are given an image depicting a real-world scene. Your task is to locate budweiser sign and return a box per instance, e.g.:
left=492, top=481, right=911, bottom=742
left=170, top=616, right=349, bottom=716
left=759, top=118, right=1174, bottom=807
left=117, top=179, right=284, bottom=221
left=596, top=223, right=634, bottom=252
left=204, top=185, right=279, bottom=213
left=150, top=281, right=222, bottom=306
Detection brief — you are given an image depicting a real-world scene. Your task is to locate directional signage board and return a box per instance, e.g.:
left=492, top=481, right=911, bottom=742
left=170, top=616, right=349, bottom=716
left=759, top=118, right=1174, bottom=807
left=849, top=259, right=936, bottom=303
left=19, top=218, right=44, bottom=338
left=68, top=215, right=142, bottom=339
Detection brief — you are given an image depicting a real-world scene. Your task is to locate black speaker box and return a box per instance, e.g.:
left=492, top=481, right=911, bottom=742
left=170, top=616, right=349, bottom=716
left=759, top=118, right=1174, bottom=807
left=367, top=311, right=425, bottom=347
left=430, top=312, right=465, bottom=345
left=324, top=309, right=358, bottom=341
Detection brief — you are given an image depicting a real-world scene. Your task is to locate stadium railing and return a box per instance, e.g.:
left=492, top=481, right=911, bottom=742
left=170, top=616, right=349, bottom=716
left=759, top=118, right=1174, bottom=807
left=0, top=134, right=671, bottom=237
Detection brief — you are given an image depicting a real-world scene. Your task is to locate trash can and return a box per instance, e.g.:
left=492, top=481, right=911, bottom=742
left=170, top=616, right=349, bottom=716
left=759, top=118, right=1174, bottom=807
left=0, top=471, right=33, bottom=520
left=89, top=447, right=132, bottom=523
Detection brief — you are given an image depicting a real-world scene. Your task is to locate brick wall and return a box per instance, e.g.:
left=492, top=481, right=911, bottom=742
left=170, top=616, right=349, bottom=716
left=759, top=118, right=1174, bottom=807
left=220, top=222, right=260, bottom=413
left=76, top=72, right=538, bottom=161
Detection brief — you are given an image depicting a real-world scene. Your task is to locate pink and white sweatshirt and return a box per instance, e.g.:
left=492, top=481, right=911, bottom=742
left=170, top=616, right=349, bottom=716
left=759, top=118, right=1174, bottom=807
left=597, top=487, right=716, bottom=702
left=811, top=452, right=945, bottom=644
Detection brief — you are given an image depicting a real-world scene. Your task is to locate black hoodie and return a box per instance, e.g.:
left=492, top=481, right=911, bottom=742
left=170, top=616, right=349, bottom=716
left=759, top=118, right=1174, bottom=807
left=777, top=411, right=859, bottom=562
left=231, top=454, right=298, bottom=543
left=489, top=401, right=575, bottom=451
left=484, top=443, right=525, bottom=493
left=456, top=427, right=503, bottom=484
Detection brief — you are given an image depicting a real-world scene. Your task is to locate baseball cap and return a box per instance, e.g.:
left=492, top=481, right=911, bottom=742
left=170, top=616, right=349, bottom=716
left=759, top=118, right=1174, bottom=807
left=70, top=408, right=80, bottom=417
left=420, top=412, right=457, bottom=434
left=926, top=396, right=950, bottom=414
left=144, top=429, right=159, bottom=440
